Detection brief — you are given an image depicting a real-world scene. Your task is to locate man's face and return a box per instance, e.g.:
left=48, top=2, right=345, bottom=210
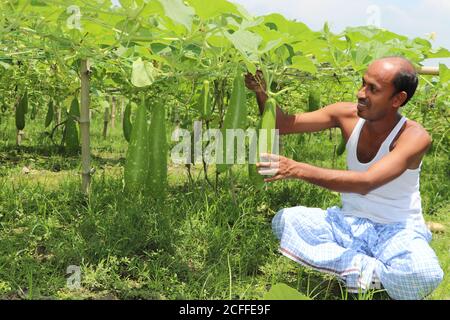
left=356, top=60, right=400, bottom=121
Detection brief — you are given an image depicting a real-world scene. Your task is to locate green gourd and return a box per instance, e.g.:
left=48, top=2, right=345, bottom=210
left=248, top=120, right=264, bottom=189
left=64, top=97, right=80, bottom=154
left=336, top=134, right=346, bottom=156
left=147, top=103, right=168, bottom=198
left=259, top=98, right=277, bottom=155
left=248, top=98, right=277, bottom=189
left=308, top=88, right=321, bottom=112
left=198, top=80, right=212, bottom=120
left=124, top=98, right=150, bottom=193
left=45, top=100, right=54, bottom=128
left=123, top=103, right=133, bottom=143
left=216, top=70, right=247, bottom=173
left=15, top=90, right=27, bottom=131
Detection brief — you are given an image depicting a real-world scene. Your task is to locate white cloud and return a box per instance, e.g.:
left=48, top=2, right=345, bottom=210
left=383, top=0, right=450, bottom=44
left=423, top=0, right=450, bottom=11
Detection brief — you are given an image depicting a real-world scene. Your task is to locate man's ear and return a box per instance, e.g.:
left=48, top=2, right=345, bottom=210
left=393, top=91, right=407, bottom=108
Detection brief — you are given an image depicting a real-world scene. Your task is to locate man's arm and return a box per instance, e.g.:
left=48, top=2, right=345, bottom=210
left=245, top=72, right=349, bottom=135
left=278, top=103, right=352, bottom=135
left=260, top=125, right=431, bottom=194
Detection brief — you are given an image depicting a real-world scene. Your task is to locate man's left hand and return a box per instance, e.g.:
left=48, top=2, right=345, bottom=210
left=256, top=153, right=299, bottom=182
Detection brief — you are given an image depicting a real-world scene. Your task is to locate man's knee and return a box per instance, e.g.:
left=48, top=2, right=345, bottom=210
left=271, top=206, right=326, bottom=239
left=272, top=208, right=292, bottom=239
left=383, top=261, right=444, bottom=300
left=413, top=263, right=444, bottom=299
left=272, top=206, right=311, bottom=227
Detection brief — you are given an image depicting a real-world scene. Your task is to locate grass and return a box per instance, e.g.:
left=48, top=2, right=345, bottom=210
left=0, top=107, right=448, bottom=300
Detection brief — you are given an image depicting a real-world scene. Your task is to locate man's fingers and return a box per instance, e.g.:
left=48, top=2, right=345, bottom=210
left=258, top=154, right=280, bottom=177
left=260, top=153, right=280, bottom=162
left=244, top=75, right=261, bottom=91
left=245, top=73, right=258, bottom=83
left=256, top=161, right=279, bottom=169
left=257, top=156, right=278, bottom=175
left=256, top=160, right=278, bottom=175
left=245, top=71, right=266, bottom=92
left=255, top=70, right=264, bottom=79
left=244, top=73, right=253, bottom=83
left=258, top=168, right=278, bottom=176
left=256, top=162, right=271, bottom=168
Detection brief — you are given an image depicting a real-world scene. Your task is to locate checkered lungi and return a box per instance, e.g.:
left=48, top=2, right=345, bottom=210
left=272, top=205, right=444, bottom=300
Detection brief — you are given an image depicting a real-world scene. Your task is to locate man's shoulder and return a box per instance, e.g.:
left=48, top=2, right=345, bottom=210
left=398, top=119, right=432, bottom=150
left=403, top=119, right=431, bottom=142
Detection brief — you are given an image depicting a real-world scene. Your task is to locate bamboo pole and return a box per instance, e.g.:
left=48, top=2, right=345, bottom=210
left=418, top=67, right=439, bottom=76
left=111, top=96, right=116, bottom=129
left=283, top=66, right=441, bottom=79
left=120, top=96, right=125, bottom=125
left=80, top=59, right=91, bottom=195
left=16, top=129, right=24, bottom=146
left=103, top=106, right=110, bottom=139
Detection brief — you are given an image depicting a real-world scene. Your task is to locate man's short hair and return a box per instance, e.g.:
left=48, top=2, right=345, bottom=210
left=383, top=56, right=419, bottom=107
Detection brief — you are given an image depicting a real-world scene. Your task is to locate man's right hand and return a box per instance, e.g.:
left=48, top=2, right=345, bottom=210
left=245, top=70, right=267, bottom=95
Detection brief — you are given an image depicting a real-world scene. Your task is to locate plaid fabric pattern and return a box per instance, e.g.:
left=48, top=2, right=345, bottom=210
left=272, top=206, right=444, bottom=300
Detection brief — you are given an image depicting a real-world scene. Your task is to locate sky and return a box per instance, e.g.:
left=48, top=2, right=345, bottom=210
left=231, top=0, right=450, bottom=66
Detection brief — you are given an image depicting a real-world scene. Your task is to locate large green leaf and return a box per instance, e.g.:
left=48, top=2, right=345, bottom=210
left=115, top=19, right=154, bottom=43
left=240, top=17, right=265, bottom=30
left=263, top=283, right=311, bottom=300
left=255, top=27, right=289, bottom=54
left=187, top=0, right=239, bottom=20
left=233, top=2, right=253, bottom=21
left=440, top=64, right=450, bottom=84
left=83, top=20, right=117, bottom=46
left=373, top=29, right=408, bottom=43
left=345, top=26, right=407, bottom=44
left=255, top=27, right=288, bottom=44
left=427, top=47, right=450, bottom=59
left=292, top=38, right=330, bottom=63
left=131, top=57, right=159, bottom=87
left=263, top=13, right=312, bottom=37
left=119, top=0, right=164, bottom=20
left=351, top=45, right=370, bottom=67
left=368, top=41, right=390, bottom=60
left=412, top=37, right=432, bottom=51
left=259, top=39, right=283, bottom=54
left=157, top=0, right=195, bottom=31
left=225, top=29, right=262, bottom=62
left=291, top=55, right=317, bottom=74
left=206, top=33, right=231, bottom=48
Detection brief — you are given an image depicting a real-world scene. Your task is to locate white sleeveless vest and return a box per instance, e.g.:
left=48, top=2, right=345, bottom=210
left=341, top=116, right=424, bottom=224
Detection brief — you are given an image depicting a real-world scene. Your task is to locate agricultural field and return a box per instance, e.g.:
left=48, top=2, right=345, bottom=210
left=0, top=0, right=449, bottom=300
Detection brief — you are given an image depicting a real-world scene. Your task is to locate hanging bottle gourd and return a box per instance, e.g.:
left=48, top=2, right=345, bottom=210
left=336, top=133, right=346, bottom=156
left=64, top=97, right=80, bottom=154
left=147, top=102, right=168, bottom=199
left=198, top=80, right=212, bottom=121
left=124, top=97, right=150, bottom=193
left=308, top=88, right=321, bottom=112
left=122, top=102, right=133, bottom=143
left=216, top=70, right=247, bottom=173
left=15, top=90, right=27, bottom=131
left=45, top=100, right=54, bottom=128
left=248, top=97, right=277, bottom=188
